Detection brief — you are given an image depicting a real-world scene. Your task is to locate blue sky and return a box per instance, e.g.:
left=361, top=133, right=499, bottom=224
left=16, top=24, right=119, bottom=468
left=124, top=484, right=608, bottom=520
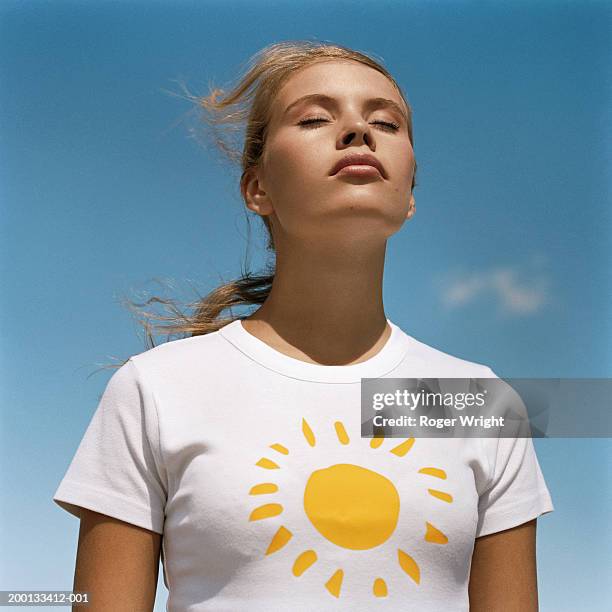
left=1, top=1, right=610, bottom=610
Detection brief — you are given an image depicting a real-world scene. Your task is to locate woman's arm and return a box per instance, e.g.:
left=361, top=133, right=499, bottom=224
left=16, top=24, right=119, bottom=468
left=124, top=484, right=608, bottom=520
left=468, top=518, right=539, bottom=611
left=72, top=509, right=162, bottom=611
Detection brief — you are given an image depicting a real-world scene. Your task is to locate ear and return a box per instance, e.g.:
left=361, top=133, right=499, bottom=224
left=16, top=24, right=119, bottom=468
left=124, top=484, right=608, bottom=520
left=242, top=167, right=274, bottom=217
left=406, top=193, right=416, bottom=220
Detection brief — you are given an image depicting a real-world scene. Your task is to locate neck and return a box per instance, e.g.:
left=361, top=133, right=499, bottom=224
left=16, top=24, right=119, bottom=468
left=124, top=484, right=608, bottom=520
left=243, top=237, right=391, bottom=365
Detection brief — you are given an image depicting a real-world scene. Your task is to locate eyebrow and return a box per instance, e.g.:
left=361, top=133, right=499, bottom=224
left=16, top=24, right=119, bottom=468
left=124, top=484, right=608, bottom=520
left=283, top=93, right=408, bottom=123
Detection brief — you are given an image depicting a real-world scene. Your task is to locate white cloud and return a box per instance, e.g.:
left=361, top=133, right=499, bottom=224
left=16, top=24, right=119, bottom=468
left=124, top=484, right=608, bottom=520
left=440, top=265, right=550, bottom=316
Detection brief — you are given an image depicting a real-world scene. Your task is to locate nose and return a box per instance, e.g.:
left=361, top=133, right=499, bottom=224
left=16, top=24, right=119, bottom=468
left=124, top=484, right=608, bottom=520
left=338, top=116, right=374, bottom=149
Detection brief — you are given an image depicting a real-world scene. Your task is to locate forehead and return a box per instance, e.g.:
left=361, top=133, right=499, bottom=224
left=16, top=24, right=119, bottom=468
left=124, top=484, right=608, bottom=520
left=272, top=60, right=405, bottom=118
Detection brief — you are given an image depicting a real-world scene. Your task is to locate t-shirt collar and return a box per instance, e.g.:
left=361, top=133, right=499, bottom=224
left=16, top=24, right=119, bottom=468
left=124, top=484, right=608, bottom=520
left=218, top=317, right=411, bottom=383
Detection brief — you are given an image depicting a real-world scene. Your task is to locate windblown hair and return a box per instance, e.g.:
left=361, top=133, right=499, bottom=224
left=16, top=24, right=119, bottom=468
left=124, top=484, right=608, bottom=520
left=108, top=40, right=418, bottom=370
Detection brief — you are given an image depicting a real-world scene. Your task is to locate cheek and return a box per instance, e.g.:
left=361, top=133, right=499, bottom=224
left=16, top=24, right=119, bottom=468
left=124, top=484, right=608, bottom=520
left=260, top=143, right=303, bottom=224
left=265, top=137, right=325, bottom=195
left=391, top=146, right=415, bottom=188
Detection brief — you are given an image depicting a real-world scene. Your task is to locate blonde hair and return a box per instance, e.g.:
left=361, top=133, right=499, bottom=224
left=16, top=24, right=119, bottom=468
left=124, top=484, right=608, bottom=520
left=109, top=40, right=418, bottom=369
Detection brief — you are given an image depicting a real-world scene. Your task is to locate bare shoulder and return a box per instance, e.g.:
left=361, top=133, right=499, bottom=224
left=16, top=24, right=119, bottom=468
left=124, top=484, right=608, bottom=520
left=73, top=508, right=162, bottom=611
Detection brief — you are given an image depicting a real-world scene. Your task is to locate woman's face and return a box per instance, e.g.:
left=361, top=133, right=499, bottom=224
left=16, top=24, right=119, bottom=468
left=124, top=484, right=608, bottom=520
left=244, top=60, right=416, bottom=248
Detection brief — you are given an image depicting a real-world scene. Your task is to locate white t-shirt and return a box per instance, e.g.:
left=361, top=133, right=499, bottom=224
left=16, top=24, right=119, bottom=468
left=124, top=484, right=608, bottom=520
left=53, top=318, right=554, bottom=611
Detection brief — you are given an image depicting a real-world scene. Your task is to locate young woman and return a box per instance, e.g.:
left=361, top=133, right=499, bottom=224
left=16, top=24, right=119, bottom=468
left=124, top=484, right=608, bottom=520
left=53, top=41, right=554, bottom=611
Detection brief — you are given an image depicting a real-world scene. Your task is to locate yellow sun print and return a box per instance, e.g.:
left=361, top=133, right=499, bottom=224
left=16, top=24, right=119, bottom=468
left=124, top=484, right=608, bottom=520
left=248, top=417, right=453, bottom=599
left=304, top=463, right=400, bottom=550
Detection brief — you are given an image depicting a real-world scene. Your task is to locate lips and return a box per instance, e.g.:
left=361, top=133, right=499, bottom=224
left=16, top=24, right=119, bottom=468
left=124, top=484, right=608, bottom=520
left=330, top=152, right=386, bottom=178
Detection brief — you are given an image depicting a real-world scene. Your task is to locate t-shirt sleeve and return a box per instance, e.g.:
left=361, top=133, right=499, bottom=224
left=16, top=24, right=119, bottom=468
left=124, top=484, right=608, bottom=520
left=475, top=368, right=554, bottom=538
left=53, top=357, right=167, bottom=534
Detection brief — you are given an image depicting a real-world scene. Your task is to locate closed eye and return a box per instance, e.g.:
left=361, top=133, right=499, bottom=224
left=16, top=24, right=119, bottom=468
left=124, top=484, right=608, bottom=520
left=297, top=116, right=400, bottom=132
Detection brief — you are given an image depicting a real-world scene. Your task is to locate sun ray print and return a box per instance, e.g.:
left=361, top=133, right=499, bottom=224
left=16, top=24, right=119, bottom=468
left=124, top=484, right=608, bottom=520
left=369, top=436, right=384, bottom=449
left=270, top=443, right=289, bottom=454
left=397, top=549, right=420, bottom=584
left=428, top=489, right=453, bottom=503
left=249, top=483, right=278, bottom=495
left=248, top=417, right=453, bottom=599
left=302, top=418, right=316, bottom=446
left=265, top=526, right=293, bottom=555
left=424, top=521, right=449, bottom=544
left=418, top=467, right=447, bottom=479
left=373, top=577, right=388, bottom=597
left=256, top=457, right=280, bottom=469
left=248, top=503, right=283, bottom=522
left=292, top=550, right=317, bottom=576
left=325, top=569, right=344, bottom=597
left=389, top=437, right=415, bottom=457
left=334, top=421, right=350, bottom=444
